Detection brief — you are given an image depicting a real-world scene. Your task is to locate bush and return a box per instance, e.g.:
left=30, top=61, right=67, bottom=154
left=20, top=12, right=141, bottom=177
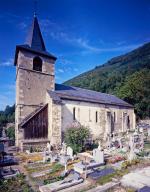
left=6, top=126, right=15, bottom=141
left=51, top=163, right=64, bottom=173
left=64, top=125, right=90, bottom=154
left=0, top=174, right=33, bottom=192
left=121, top=161, right=131, bottom=169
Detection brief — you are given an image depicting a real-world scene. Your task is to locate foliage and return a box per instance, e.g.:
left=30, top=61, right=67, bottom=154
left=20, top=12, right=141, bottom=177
left=6, top=126, right=15, bottom=141
left=0, top=173, right=33, bottom=192
left=43, top=175, right=64, bottom=185
left=64, top=42, right=150, bottom=119
left=51, top=163, right=64, bottom=174
left=117, top=69, right=150, bottom=119
left=0, top=104, right=15, bottom=136
left=64, top=125, right=90, bottom=154
left=121, top=159, right=140, bottom=169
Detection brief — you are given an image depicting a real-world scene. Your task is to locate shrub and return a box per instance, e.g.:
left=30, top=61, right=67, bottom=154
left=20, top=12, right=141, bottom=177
left=51, top=163, right=64, bottom=174
left=6, top=126, right=15, bottom=141
left=0, top=174, right=33, bottom=192
left=64, top=125, right=90, bottom=154
left=121, top=161, right=131, bottom=169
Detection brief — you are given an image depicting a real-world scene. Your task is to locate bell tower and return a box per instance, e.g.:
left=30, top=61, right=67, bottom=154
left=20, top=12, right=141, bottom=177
left=14, top=15, right=57, bottom=147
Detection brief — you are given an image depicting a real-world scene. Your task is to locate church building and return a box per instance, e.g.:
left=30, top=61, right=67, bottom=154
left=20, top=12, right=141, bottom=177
left=14, top=15, right=136, bottom=149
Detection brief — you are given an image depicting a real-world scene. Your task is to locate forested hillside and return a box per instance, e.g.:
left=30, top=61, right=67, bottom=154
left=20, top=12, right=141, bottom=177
left=0, top=105, right=15, bottom=137
left=64, top=42, right=150, bottom=119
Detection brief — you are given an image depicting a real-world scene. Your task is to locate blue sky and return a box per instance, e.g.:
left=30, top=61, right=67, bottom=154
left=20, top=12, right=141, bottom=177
left=0, top=0, right=150, bottom=110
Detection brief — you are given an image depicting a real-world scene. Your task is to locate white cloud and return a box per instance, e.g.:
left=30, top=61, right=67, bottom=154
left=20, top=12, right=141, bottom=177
left=57, top=68, right=64, bottom=73
left=1, top=58, right=13, bottom=66
left=47, top=28, right=141, bottom=54
left=33, top=18, right=142, bottom=55
left=18, top=22, right=27, bottom=30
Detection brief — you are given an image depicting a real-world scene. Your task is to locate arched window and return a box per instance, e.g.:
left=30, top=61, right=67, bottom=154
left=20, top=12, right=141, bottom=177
left=33, top=56, right=42, bottom=72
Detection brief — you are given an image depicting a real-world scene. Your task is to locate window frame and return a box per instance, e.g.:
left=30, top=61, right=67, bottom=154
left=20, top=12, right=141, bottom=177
left=33, top=56, right=43, bottom=72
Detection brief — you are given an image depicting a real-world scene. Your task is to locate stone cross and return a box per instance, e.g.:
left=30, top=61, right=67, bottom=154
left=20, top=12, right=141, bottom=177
left=47, top=142, right=51, bottom=153
left=118, top=138, right=122, bottom=148
left=67, top=146, right=73, bottom=159
left=128, top=135, right=136, bottom=161
left=98, top=140, right=102, bottom=151
left=60, top=142, right=67, bottom=155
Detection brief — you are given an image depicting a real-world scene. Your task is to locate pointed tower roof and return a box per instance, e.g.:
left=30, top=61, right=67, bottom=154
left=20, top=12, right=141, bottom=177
left=14, top=15, right=57, bottom=65
left=26, top=15, right=46, bottom=51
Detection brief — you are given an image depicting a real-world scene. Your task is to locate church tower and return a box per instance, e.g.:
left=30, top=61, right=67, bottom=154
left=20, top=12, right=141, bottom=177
left=14, top=15, right=57, bottom=147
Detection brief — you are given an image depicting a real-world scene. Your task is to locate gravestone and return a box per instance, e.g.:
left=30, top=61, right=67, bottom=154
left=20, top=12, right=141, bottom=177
left=60, top=142, right=67, bottom=155
left=67, top=146, right=73, bottom=159
left=98, top=140, right=102, bottom=150
left=128, top=135, right=136, bottom=161
left=46, top=142, right=51, bottom=153
left=93, top=148, right=104, bottom=164
left=20, top=141, right=23, bottom=152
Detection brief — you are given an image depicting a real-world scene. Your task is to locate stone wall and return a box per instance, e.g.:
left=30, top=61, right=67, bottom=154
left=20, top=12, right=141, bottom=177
left=15, top=49, right=55, bottom=147
left=46, top=92, right=62, bottom=147
left=61, top=99, right=135, bottom=140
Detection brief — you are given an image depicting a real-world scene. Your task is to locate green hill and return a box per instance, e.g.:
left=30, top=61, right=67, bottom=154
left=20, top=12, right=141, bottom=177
left=64, top=42, right=150, bottom=119
left=0, top=105, right=15, bottom=137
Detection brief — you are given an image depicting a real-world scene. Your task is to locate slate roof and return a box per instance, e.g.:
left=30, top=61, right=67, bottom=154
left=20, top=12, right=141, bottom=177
left=14, top=16, right=56, bottom=65
left=47, top=84, right=133, bottom=108
left=26, top=16, right=46, bottom=51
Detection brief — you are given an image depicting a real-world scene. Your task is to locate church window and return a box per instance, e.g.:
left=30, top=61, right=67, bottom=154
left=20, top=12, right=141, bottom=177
left=73, top=107, right=76, bottom=120
left=127, top=115, right=130, bottom=129
left=33, top=56, right=42, bottom=72
left=114, top=112, right=116, bottom=122
left=96, top=111, right=98, bottom=123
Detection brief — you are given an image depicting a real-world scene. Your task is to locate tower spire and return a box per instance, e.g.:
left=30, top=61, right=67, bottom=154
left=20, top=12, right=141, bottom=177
left=34, top=0, right=37, bottom=17
left=26, top=11, right=46, bottom=51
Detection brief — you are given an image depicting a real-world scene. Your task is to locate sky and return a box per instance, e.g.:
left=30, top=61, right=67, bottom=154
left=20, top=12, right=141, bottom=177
left=0, top=0, right=150, bottom=110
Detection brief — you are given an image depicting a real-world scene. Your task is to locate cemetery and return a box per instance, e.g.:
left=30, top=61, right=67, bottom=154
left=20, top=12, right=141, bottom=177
left=0, top=126, right=150, bottom=192
left=12, top=128, right=149, bottom=192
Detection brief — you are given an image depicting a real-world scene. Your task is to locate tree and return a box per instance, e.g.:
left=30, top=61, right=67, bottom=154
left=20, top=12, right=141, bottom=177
left=64, top=125, right=90, bottom=154
left=6, top=126, right=15, bottom=141
left=117, top=69, right=150, bottom=119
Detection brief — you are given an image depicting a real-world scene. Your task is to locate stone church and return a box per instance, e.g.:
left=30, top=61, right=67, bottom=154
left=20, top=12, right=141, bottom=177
left=14, top=15, right=136, bottom=149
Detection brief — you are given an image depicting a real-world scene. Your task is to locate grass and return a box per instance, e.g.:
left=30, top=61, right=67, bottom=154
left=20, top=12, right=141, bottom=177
left=96, top=168, right=129, bottom=185
left=24, top=164, right=53, bottom=173
left=144, top=143, right=150, bottom=149
left=51, top=163, right=64, bottom=174
left=96, top=172, right=116, bottom=185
